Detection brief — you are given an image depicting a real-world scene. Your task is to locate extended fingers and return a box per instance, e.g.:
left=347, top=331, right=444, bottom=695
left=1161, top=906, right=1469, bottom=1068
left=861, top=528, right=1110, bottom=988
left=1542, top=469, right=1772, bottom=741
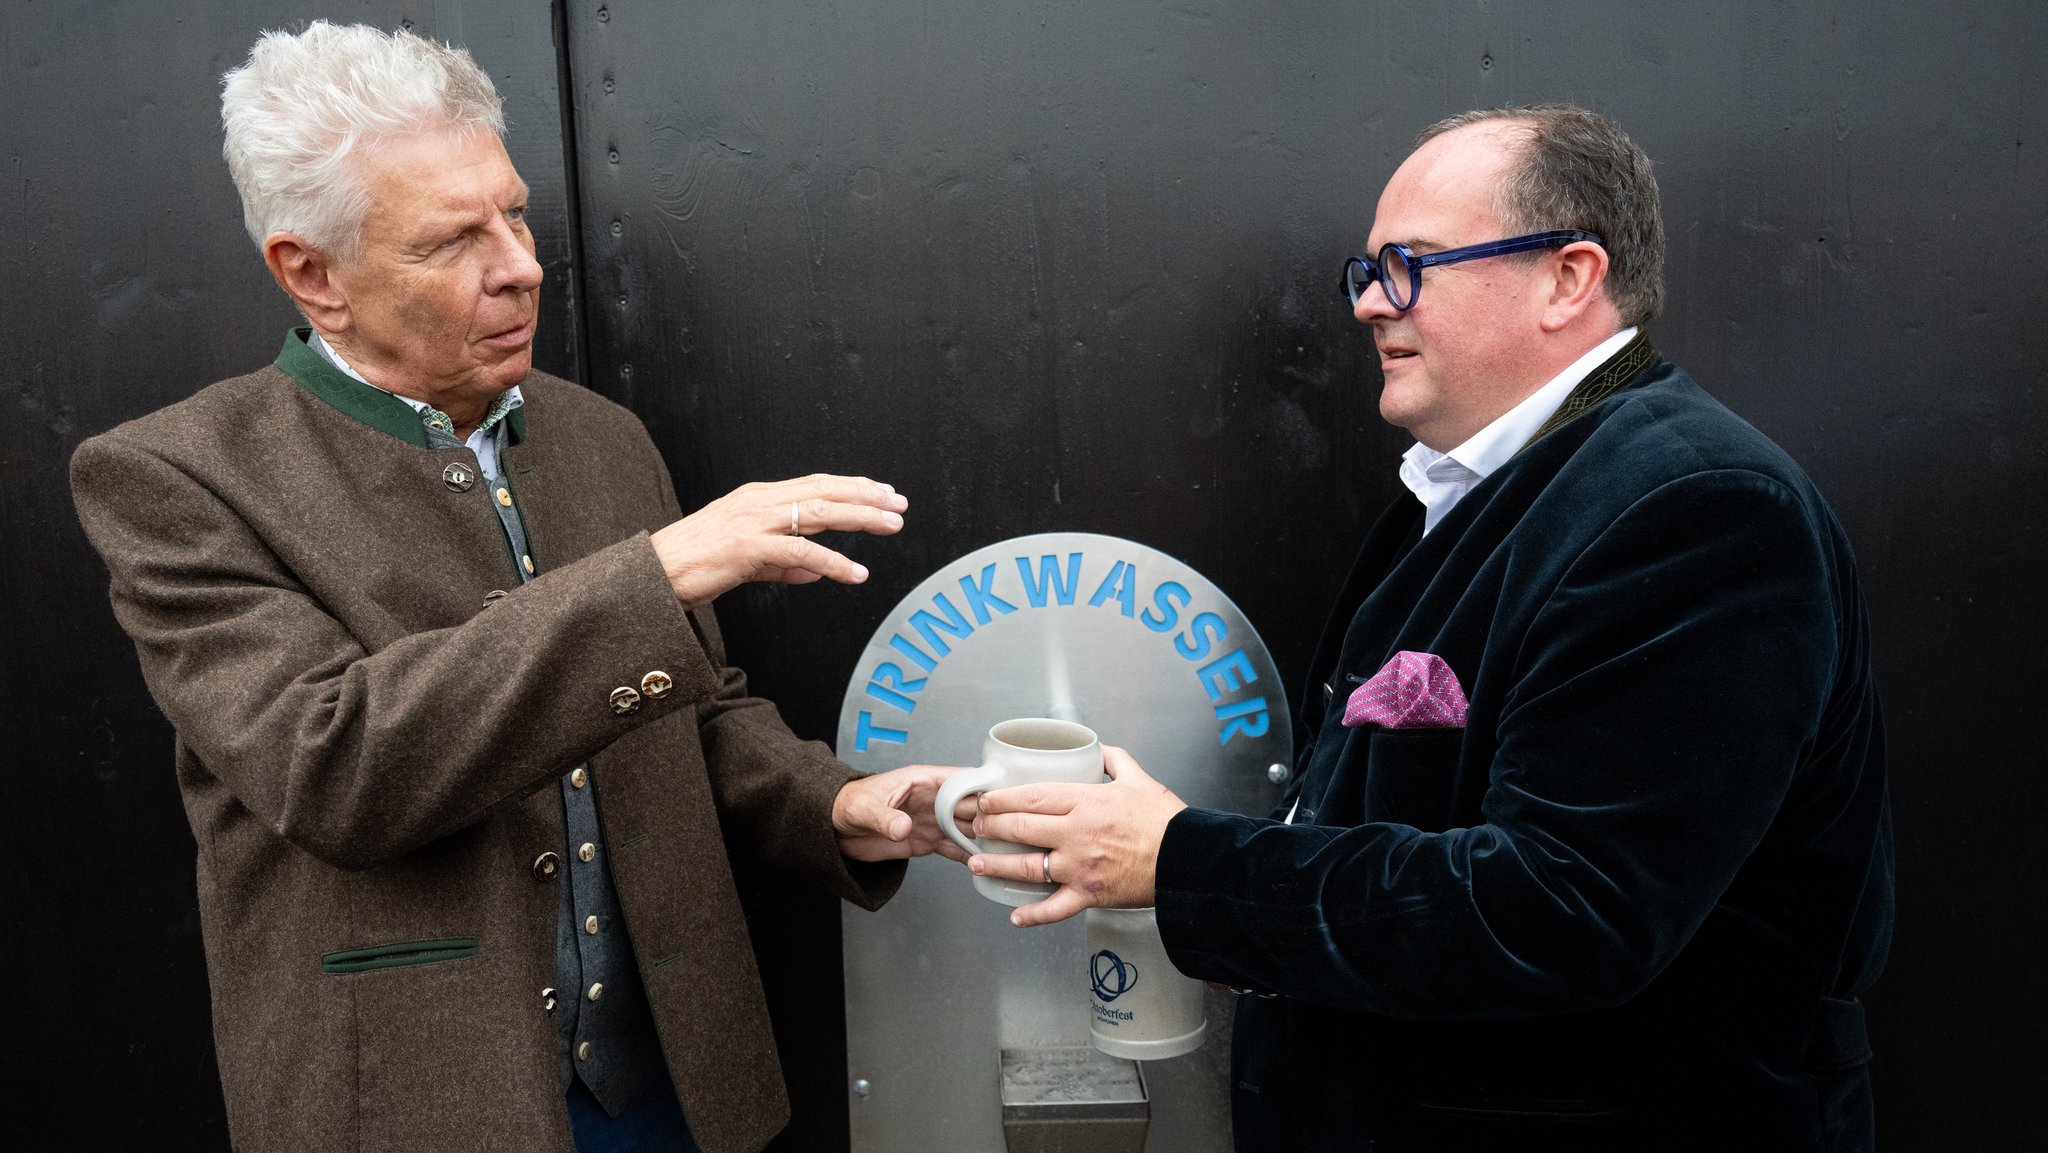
left=964, top=852, right=1092, bottom=924
left=1010, top=889, right=1090, bottom=927
left=778, top=474, right=907, bottom=528
left=757, top=536, right=870, bottom=586
left=973, top=810, right=1068, bottom=848
left=977, top=782, right=1082, bottom=818
left=792, top=495, right=905, bottom=538
left=967, top=848, right=1045, bottom=885
left=660, top=475, right=908, bottom=606
left=795, top=472, right=907, bottom=512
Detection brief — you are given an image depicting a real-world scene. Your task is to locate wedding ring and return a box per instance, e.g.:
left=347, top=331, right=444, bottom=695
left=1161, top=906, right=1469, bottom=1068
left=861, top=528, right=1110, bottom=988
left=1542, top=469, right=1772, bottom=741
left=789, top=501, right=800, bottom=536
left=1041, top=850, right=1054, bottom=885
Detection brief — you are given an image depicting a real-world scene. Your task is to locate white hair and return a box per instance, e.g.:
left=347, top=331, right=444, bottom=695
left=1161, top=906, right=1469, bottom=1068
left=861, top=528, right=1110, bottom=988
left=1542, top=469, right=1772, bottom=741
left=220, top=21, right=505, bottom=257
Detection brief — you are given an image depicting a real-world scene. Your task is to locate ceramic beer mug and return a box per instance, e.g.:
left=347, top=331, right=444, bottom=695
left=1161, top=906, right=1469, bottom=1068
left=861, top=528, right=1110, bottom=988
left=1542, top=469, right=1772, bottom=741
left=934, top=718, right=1104, bottom=907
left=1085, top=906, right=1207, bottom=1059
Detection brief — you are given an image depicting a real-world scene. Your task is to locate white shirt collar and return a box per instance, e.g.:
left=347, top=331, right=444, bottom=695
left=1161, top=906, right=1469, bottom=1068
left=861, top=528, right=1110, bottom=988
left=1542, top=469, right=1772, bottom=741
left=1399, top=326, right=1639, bottom=535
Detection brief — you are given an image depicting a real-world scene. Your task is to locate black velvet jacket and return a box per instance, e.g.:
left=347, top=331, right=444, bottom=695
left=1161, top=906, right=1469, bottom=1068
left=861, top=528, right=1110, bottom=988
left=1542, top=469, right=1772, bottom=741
left=1156, top=361, right=1893, bottom=1152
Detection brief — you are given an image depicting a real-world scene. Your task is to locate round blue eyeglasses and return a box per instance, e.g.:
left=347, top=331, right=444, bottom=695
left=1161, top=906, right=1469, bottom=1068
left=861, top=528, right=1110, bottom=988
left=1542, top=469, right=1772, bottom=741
left=1339, top=229, right=1604, bottom=312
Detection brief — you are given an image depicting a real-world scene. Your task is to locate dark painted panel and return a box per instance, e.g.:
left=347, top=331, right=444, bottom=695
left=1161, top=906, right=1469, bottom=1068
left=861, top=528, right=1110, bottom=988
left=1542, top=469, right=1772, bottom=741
left=2, top=3, right=575, bottom=1146
left=570, top=3, right=2045, bottom=1151
left=7, top=0, right=2046, bottom=1149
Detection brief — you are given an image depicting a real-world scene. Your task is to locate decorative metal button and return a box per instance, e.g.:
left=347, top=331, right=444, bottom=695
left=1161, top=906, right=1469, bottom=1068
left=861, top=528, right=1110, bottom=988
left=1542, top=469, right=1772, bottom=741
left=587, top=982, right=603, bottom=1002
left=521, top=554, right=535, bottom=575
left=609, top=686, right=642, bottom=715
left=577, top=1042, right=592, bottom=1061
left=585, top=915, right=599, bottom=935
left=569, top=767, right=588, bottom=789
left=443, top=462, right=476, bottom=492
left=531, top=851, right=561, bottom=881
left=541, top=986, right=557, bottom=1013
left=640, top=670, right=674, bottom=699
left=578, top=841, right=596, bottom=863
left=496, top=487, right=512, bottom=507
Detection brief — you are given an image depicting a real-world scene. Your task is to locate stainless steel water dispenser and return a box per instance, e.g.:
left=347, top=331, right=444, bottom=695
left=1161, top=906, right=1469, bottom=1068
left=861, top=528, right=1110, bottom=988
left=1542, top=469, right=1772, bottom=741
left=836, top=533, right=1293, bottom=1152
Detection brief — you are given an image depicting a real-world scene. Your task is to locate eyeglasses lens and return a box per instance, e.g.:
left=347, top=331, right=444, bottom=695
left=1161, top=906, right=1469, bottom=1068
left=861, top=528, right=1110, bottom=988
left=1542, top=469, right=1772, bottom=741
left=1344, top=258, right=1375, bottom=305
left=1378, top=246, right=1415, bottom=310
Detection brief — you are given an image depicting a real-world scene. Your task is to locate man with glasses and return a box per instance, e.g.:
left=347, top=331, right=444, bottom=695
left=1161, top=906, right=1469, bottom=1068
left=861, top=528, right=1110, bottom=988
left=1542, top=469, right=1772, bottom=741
left=964, top=105, right=1892, bottom=1151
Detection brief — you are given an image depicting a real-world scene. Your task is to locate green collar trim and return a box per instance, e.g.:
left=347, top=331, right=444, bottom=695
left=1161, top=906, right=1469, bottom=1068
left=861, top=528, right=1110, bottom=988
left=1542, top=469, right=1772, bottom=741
left=275, top=328, right=527, bottom=446
left=278, top=329, right=430, bottom=447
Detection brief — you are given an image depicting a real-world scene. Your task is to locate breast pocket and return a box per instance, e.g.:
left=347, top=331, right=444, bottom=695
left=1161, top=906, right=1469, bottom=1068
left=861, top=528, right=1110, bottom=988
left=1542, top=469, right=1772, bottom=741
left=1363, top=727, right=1466, bottom=831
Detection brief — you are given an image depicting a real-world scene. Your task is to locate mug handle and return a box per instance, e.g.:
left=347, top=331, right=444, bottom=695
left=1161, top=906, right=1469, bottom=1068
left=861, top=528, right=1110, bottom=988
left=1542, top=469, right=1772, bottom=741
left=934, top=764, right=1005, bottom=857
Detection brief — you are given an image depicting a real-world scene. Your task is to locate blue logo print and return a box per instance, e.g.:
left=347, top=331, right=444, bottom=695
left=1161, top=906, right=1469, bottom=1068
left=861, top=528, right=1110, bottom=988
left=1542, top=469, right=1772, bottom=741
left=1091, top=949, right=1139, bottom=1002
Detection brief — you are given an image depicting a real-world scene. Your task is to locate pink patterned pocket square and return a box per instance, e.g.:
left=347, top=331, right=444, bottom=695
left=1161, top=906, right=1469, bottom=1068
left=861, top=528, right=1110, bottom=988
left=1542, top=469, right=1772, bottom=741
left=1341, top=651, right=1469, bottom=729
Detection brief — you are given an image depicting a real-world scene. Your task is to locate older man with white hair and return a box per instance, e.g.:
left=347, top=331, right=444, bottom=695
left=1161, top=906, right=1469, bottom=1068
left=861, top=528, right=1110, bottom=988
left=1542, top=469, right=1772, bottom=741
left=70, top=22, right=954, bottom=1153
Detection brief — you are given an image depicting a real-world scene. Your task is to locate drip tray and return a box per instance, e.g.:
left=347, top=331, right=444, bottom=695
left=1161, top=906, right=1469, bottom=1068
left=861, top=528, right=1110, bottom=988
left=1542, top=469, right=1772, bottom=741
left=999, top=1046, right=1150, bottom=1153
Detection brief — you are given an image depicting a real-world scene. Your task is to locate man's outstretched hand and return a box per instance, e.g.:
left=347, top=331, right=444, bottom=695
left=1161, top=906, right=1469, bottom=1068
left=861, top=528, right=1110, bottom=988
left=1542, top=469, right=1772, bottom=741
left=651, top=474, right=908, bottom=610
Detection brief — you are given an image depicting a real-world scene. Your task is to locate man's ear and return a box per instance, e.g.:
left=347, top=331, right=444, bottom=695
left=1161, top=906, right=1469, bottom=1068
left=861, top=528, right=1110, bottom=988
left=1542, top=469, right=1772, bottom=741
left=1538, top=241, right=1611, bottom=333
left=263, top=233, right=351, bottom=333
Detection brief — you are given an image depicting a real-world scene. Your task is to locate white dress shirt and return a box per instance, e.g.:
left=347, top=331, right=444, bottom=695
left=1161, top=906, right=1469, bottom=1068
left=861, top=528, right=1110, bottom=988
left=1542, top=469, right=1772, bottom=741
left=308, top=332, right=524, bottom=482
left=1399, top=326, right=1638, bottom=535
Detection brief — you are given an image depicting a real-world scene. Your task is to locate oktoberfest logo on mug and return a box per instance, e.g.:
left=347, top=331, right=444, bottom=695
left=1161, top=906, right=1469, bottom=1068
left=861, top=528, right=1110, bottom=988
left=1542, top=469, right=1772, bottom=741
left=1091, top=949, right=1139, bottom=1003
left=1085, top=907, right=1207, bottom=1060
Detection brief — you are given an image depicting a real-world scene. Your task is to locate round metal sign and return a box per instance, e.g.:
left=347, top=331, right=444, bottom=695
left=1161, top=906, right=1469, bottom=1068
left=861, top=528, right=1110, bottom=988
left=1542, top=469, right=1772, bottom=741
left=835, top=532, right=1291, bottom=815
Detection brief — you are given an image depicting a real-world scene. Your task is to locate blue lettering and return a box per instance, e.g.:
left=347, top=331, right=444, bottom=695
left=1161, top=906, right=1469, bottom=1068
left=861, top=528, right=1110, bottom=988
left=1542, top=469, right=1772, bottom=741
left=957, top=564, right=1018, bottom=625
left=864, top=662, right=927, bottom=714
left=1175, top=612, right=1227, bottom=662
left=1088, top=560, right=1138, bottom=617
left=866, top=681, right=918, bottom=713
left=1016, top=553, right=1083, bottom=607
left=854, top=711, right=909, bottom=751
left=1214, top=697, right=1271, bottom=744
left=908, top=592, right=974, bottom=658
left=871, top=662, right=928, bottom=694
left=1141, top=580, right=1190, bottom=634
left=1196, top=648, right=1257, bottom=700
left=860, top=667, right=925, bottom=712
left=889, top=633, right=939, bottom=673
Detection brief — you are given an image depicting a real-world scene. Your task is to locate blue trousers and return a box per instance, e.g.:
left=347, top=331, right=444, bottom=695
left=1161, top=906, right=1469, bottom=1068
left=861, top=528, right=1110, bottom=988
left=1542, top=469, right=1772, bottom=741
left=567, top=1077, right=700, bottom=1153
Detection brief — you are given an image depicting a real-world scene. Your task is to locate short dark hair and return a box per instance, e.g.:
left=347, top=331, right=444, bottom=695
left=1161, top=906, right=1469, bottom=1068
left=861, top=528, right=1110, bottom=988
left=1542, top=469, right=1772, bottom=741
left=1418, top=105, right=1665, bottom=327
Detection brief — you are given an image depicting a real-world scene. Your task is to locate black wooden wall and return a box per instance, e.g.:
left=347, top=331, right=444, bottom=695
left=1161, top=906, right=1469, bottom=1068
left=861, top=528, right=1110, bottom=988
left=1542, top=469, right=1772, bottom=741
left=6, top=2, right=2043, bottom=1148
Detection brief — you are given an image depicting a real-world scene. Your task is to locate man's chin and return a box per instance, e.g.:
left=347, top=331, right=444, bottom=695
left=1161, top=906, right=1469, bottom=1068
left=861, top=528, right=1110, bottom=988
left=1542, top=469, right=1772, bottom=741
left=478, top=345, right=534, bottom=388
left=1378, top=387, right=1428, bottom=435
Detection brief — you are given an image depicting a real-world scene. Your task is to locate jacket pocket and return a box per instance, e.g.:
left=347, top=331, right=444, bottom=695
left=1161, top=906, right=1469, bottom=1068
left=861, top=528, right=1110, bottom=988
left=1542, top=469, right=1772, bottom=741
left=321, top=937, right=479, bottom=975
left=1362, top=727, right=1466, bottom=831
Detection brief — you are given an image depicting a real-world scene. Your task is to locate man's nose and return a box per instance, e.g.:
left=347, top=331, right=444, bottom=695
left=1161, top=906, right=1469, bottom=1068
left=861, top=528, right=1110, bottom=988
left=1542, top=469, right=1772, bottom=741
left=485, top=225, right=544, bottom=294
left=1351, top=276, right=1399, bottom=325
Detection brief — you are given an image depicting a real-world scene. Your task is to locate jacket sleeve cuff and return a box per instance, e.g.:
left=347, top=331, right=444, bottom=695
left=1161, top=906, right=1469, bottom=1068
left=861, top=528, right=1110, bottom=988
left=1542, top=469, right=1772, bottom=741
left=782, top=750, right=909, bottom=910
left=1155, top=806, right=1271, bottom=989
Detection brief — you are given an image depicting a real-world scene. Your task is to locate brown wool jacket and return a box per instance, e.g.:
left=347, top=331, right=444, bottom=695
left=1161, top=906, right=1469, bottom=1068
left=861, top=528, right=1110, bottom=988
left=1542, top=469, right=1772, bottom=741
left=70, top=337, right=901, bottom=1153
